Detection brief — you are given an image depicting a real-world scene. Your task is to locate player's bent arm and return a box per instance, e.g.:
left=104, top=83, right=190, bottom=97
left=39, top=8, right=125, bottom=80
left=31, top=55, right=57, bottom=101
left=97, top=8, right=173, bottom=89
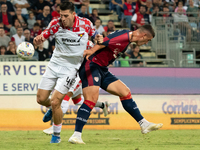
left=84, top=44, right=105, bottom=59
left=36, top=18, right=60, bottom=45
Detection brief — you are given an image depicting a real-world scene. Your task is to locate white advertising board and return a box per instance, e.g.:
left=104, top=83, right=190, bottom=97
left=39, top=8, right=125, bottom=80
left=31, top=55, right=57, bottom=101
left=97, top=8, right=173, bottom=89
left=0, top=62, right=48, bottom=94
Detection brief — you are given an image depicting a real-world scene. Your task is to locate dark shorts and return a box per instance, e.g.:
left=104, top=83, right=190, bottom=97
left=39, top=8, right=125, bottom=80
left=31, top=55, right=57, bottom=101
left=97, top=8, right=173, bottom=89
left=79, top=59, right=118, bottom=90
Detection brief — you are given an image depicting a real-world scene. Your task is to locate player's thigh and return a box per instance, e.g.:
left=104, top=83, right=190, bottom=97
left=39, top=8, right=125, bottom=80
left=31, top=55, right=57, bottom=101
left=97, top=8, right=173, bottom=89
left=103, top=73, right=130, bottom=97
left=38, top=66, right=57, bottom=91
left=79, top=60, right=101, bottom=102
left=37, top=77, right=57, bottom=101
left=66, top=92, right=73, bottom=98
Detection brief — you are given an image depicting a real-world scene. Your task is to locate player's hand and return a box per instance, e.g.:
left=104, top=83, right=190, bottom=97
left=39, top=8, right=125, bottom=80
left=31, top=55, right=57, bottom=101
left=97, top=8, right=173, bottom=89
left=95, top=34, right=103, bottom=44
left=33, top=34, right=45, bottom=45
left=83, top=50, right=93, bottom=60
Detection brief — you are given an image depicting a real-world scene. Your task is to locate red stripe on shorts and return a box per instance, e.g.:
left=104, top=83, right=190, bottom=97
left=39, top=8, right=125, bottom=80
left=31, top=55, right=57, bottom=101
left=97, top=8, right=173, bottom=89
left=85, top=60, right=93, bottom=86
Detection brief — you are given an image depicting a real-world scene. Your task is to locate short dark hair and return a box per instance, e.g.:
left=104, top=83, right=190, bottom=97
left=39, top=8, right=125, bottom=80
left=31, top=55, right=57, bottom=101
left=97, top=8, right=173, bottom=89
left=92, top=8, right=98, bottom=12
left=33, top=22, right=40, bottom=27
left=139, top=24, right=155, bottom=38
left=0, top=45, right=7, bottom=50
left=108, top=20, right=114, bottom=23
left=132, top=43, right=137, bottom=49
left=95, top=18, right=102, bottom=24
left=60, top=1, right=75, bottom=12
left=163, top=6, right=169, bottom=9
left=140, top=5, right=147, bottom=11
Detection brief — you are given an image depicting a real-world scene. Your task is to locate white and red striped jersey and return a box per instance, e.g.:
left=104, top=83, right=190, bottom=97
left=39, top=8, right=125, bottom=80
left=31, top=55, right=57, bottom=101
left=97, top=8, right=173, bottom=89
left=86, top=40, right=94, bottom=50
left=41, top=16, right=97, bottom=69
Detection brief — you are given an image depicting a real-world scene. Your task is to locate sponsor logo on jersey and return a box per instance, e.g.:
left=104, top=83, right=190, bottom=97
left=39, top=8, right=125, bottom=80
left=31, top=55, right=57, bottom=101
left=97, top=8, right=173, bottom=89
left=61, top=32, right=85, bottom=46
left=62, top=38, right=76, bottom=43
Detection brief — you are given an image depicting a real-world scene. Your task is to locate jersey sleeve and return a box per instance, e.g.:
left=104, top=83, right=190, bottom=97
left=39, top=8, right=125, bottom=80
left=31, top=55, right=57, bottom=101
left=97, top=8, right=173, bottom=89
left=101, top=30, right=121, bottom=47
left=41, top=19, right=60, bottom=39
left=101, top=36, right=110, bottom=47
left=86, top=40, right=94, bottom=49
left=102, top=30, right=130, bottom=47
left=87, top=19, right=97, bottom=38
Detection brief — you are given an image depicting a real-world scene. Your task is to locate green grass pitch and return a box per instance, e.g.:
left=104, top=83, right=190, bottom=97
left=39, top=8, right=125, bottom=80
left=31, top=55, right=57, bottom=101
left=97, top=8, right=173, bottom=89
left=0, top=129, right=199, bottom=150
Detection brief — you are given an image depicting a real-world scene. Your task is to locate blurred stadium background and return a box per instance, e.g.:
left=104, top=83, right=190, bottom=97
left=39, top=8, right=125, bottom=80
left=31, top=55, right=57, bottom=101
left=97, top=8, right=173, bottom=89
left=0, top=0, right=200, bottom=149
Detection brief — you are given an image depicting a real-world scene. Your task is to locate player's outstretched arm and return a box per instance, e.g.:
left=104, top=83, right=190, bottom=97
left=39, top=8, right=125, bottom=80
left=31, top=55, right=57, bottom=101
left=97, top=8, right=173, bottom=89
left=83, top=44, right=106, bottom=60
left=33, top=34, right=45, bottom=46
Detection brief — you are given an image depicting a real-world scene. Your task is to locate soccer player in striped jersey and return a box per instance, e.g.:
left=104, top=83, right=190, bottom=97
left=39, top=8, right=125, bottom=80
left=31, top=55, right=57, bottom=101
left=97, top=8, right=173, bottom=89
left=43, top=41, right=109, bottom=135
left=68, top=25, right=163, bottom=144
left=34, top=1, right=103, bottom=143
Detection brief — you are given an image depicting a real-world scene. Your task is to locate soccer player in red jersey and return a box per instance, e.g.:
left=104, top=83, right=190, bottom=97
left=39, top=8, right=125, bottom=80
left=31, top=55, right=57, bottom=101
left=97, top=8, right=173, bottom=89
left=69, top=25, right=163, bottom=144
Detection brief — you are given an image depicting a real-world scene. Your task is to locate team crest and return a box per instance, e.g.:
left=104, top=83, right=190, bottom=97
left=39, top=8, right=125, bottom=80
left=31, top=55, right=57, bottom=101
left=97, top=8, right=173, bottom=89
left=94, top=77, right=99, bottom=82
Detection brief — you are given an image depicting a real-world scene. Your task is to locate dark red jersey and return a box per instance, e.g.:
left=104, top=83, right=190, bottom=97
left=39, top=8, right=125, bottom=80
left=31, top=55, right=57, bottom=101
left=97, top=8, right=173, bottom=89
left=89, top=30, right=131, bottom=67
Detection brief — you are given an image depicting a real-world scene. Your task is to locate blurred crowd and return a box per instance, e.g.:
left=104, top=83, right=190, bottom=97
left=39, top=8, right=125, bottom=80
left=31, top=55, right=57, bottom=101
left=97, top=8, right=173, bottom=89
left=0, top=0, right=104, bottom=60
left=0, top=0, right=199, bottom=63
left=109, top=0, right=200, bottom=30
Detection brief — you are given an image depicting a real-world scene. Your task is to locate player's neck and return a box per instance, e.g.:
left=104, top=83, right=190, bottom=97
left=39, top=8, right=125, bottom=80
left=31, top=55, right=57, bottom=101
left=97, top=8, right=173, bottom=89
left=129, top=31, right=136, bottom=42
left=129, top=31, right=141, bottom=43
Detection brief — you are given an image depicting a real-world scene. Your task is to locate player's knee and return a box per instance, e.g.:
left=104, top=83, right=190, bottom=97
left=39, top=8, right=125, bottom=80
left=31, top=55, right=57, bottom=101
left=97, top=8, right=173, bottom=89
left=36, top=94, right=45, bottom=105
left=119, top=88, right=131, bottom=100
left=51, top=99, right=61, bottom=110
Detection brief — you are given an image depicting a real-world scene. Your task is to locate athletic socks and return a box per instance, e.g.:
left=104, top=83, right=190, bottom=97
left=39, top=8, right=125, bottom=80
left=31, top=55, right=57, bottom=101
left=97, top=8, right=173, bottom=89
left=73, top=96, right=105, bottom=109
left=75, top=100, right=95, bottom=132
left=72, top=97, right=83, bottom=105
left=120, top=92, right=144, bottom=122
left=61, top=95, right=70, bottom=114
left=138, top=118, right=150, bottom=128
left=53, top=123, right=62, bottom=137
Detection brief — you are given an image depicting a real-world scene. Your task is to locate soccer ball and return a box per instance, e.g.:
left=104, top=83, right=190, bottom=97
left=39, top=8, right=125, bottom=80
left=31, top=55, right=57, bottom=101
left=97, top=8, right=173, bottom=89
left=16, top=42, right=35, bottom=59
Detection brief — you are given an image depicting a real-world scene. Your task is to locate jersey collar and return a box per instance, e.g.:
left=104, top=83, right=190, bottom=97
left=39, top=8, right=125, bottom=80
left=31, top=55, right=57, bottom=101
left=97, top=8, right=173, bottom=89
left=72, top=15, right=78, bottom=28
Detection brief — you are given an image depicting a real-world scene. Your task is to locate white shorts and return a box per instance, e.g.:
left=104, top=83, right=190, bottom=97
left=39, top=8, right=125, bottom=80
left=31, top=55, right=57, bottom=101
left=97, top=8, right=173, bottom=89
left=38, top=63, right=78, bottom=94
left=69, top=75, right=82, bottom=98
